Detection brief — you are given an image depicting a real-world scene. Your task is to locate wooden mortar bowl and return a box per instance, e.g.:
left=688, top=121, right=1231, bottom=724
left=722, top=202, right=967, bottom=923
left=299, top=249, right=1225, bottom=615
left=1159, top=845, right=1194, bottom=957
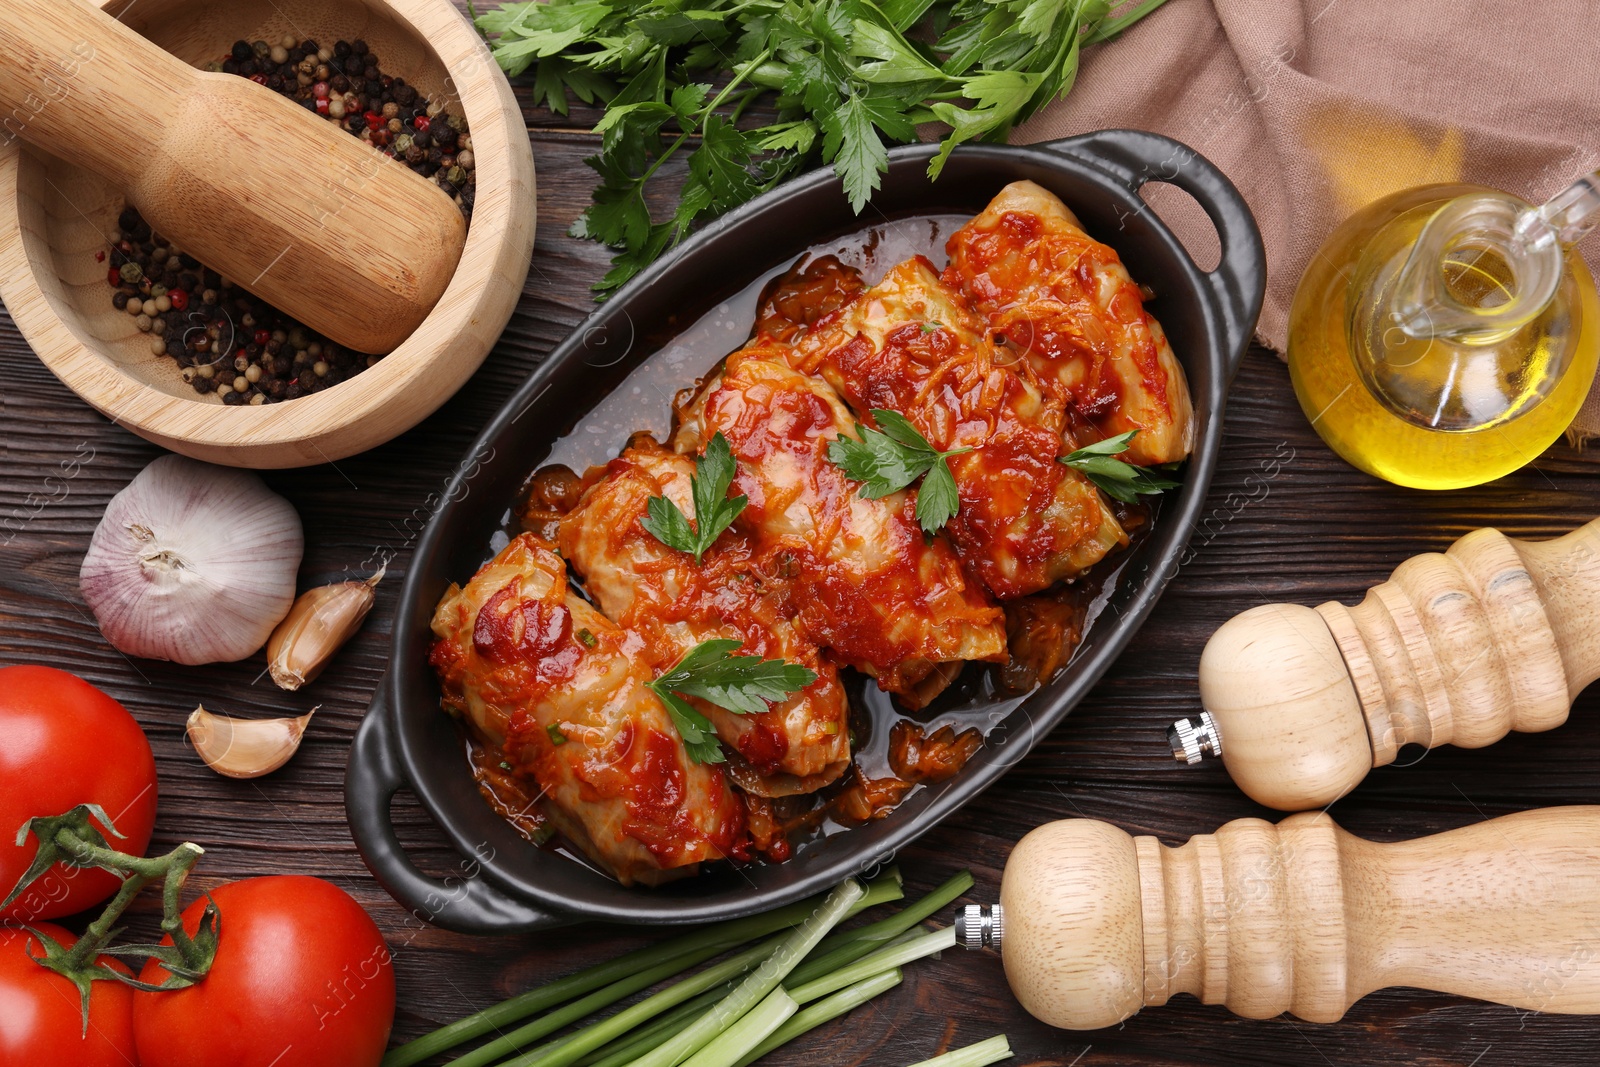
left=0, top=0, right=535, bottom=468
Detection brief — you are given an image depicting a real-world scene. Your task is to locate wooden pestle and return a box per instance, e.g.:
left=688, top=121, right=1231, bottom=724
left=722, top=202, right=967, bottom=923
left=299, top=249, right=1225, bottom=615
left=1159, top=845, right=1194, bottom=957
left=967, top=808, right=1600, bottom=1030
left=0, top=0, right=466, bottom=354
left=1169, top=517, right=1600, bottom=811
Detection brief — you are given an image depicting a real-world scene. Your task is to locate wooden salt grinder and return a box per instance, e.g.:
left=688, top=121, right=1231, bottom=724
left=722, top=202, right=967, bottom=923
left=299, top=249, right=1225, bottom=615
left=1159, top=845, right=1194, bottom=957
left=1168, top=517, right=1600, bottom=811
left=0, top=0, right=467, bottom=354
left=959, top=807, right=1600, bottom=1029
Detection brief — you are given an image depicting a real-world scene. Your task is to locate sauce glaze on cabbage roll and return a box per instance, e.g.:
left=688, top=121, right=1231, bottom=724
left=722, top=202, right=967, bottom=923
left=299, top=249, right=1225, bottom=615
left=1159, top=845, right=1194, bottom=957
left=785, top=256, right=1126, bottom=598
left=560, top=442, right=851, bottom=796
left=429, top=534, right=747, bottom=885
left=674, top=349, right=1006, bottom=708
left=942, top=180, right=1194, bottom=466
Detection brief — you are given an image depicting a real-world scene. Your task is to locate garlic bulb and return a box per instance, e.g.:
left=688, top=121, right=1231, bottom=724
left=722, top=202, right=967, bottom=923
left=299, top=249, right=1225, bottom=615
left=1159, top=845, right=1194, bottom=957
left=80, top=455, right=304, bottom=665
left=187, top=705, right=315, bottom=778
left=266, top=568, right=384, bottom=691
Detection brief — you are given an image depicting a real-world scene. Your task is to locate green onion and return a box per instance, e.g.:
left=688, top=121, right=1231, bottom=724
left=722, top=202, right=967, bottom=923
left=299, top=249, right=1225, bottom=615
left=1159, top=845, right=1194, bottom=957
left=578, top=985, right=734, bottom=1067
left=678, top=988, right=796, bottom=1067
left=446, top=940, right=747, bottom=1067
left=903, top=1036, right=1013, bottom=1067
left=787, top=927, right=955, bottom=1004
left=785, top=870, right=972, bottom=989
left=622, top=879, right=864, bottom=1067
left=733, top=970, right=904, bottom=1067
left=501, top=942, right=779, bottom=1067
left=382, top=872, right=903, bottom=1067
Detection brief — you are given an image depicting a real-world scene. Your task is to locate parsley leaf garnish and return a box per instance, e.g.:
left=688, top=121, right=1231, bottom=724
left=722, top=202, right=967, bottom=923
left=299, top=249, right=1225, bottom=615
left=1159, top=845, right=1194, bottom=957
left=1059, top=430, right=1183, bottom=503
left=647, top=638, right=819, bottom=764
left=827, top=409, right=969, bottom=536
left=639, top=432, right=748, bottom=563
left=474, top=0, right=1174, bottom=294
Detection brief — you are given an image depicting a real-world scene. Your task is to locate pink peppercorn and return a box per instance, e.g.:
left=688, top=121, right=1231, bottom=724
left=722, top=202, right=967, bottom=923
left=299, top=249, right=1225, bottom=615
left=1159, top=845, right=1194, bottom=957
left=107, top=267, right=121, bottom=287
left=413, top=115, right=430, bottom=132
left=365, top=111, right=384, bottom=131
left=169, top=289, right=190, bottom=311
left=313, top=81, right=330, bottom=98
left=315, top=97, right=330, bottom=116
left=249, top=73, right=268, bottom=86
left=255, top=328, right=272, bottom=347
left=96, top=250, right=106, bottom=263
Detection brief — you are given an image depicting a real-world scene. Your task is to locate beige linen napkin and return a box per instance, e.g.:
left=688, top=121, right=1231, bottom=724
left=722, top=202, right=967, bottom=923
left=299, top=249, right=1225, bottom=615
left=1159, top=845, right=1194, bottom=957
left=1013, top=0, right=1600, bottom=435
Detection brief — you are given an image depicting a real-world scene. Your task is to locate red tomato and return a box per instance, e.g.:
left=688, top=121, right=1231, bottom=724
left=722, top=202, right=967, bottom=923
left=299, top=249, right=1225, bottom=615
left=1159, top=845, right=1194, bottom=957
left=134, top=876, right=395, bottom=1067
left=0, top=922, right=137, bottom=1067
left=0, top=665, right=158, bottom=921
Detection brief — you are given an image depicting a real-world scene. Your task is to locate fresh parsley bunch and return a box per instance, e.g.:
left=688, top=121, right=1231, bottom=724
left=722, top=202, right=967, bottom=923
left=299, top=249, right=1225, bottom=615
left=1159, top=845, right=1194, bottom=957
left=475, top=0, right=1170, bottom=291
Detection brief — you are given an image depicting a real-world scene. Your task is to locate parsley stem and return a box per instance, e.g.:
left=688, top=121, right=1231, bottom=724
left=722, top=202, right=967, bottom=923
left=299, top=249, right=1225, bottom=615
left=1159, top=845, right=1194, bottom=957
left=698, top=48, right=773, bottom=122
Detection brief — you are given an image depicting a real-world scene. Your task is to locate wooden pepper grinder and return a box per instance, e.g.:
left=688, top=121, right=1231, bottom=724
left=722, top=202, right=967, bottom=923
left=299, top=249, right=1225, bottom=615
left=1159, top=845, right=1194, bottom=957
left=958, top=808, right=1600, bottom=1029
left=1167, top=517, right=1600, bottom=811
left=0, top=0, right=467, bottom=354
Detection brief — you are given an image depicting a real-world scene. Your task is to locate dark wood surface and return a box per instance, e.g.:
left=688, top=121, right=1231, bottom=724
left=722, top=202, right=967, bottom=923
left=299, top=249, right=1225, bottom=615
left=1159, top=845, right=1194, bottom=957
left=6, top=13, right=1600, bottom=1065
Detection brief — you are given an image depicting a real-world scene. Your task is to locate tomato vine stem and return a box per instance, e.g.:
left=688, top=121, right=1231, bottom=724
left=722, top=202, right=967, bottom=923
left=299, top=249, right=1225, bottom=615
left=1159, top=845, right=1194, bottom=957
left=3, top=803, right=218, bottom=1031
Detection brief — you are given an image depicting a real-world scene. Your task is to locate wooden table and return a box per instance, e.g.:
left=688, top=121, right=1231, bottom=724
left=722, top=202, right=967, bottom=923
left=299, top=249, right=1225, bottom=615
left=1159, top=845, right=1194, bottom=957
left=5, top=15, right=1600, bottom=1065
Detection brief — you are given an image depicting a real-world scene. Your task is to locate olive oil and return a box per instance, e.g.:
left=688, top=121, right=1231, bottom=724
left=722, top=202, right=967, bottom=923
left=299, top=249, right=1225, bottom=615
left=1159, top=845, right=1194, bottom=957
left=1288, top=184, right=1600, bottom=490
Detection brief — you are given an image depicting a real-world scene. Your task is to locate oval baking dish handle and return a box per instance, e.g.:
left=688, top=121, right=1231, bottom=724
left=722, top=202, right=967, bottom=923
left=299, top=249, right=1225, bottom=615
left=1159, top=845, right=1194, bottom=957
left=1042, top=129, right=1267, bottom=382
left=345, top=684, right=567, bottom=935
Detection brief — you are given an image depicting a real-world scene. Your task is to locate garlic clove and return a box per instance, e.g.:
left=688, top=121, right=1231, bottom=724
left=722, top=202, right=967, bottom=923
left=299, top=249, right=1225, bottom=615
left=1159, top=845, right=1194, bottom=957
left=187, top=705, right=315, bottom=779
left=265, top=567, right=384, bottom=691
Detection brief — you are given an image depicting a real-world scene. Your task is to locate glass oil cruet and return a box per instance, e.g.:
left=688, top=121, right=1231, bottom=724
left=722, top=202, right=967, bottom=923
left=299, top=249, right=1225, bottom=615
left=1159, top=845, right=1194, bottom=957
left=1287, top=172, right=1600, bottom=489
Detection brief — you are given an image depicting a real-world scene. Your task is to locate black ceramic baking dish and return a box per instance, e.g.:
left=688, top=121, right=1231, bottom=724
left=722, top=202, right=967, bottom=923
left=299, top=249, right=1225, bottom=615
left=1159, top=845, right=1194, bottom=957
left=346, top=130, right=1266, bottom=934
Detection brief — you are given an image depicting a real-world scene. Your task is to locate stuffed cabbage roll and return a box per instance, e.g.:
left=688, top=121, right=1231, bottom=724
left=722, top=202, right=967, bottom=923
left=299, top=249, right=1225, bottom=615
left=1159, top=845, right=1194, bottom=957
left=559, top=442, right=851, bottom=796
left=429, top=534, right=747, bottom=885
left=786, top=256, right=1126, bottom=599
left=674, top=348, right=1006, bottom=708
left=942, top=181, right=1194, bottom=466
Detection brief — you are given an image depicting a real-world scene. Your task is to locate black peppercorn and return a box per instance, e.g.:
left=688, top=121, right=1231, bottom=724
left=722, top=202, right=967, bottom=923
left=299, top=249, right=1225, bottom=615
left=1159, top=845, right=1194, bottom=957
left=231, top=40, right=254, bottom=62
left=222, top=58, right=240, bottom=75
left=353, top=39, right=369, bottom=55
left=179, top=253, right=201, bottom=271
left=285, top=382, right=303, bottom=400
left=222, top=390, right=243, bottom=406
left=335, top=40, right=352, bottom=57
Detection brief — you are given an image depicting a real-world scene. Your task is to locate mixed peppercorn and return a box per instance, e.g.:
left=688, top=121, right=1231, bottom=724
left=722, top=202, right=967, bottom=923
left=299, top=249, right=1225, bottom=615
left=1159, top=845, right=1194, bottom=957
left=101, top=36, right=477, bottom=402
